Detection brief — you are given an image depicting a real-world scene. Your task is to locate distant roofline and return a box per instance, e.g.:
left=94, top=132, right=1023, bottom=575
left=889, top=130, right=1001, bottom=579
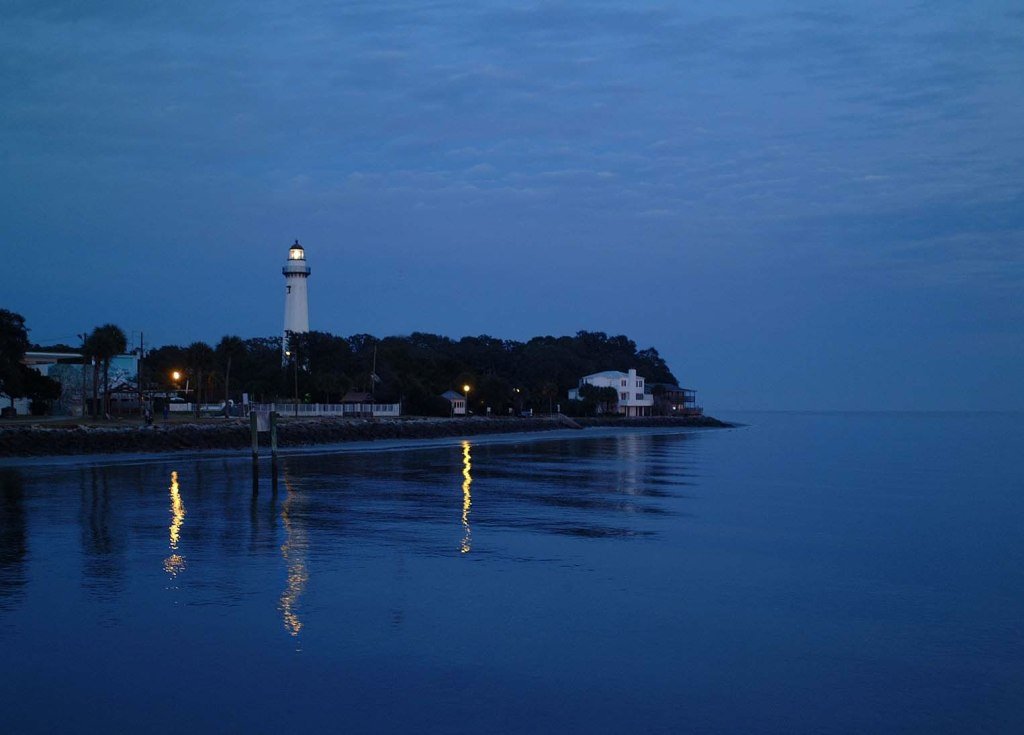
left=23, top=351, right=138, bottom=364
left=24, top=351, right=83, bottom=360
left=581, top=369, right=643, bottom=380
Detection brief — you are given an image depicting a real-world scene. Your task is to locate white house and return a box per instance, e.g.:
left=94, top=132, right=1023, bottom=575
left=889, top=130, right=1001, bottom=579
left=441, top=390, right=467, bottom=416
left=568, top=368, right=654, bottom=417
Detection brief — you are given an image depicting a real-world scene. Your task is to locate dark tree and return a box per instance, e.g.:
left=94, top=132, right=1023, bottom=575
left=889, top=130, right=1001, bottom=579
left=0, top=310, right=30, bottom=409
left=140, top=328, right=682, bottom=417
left=578, top=383, right=619, bottom=415
left=21, top=366, right=62, bottom=415
left=185, top=342, right=215, bottom=416
left=215, top=335, right=246, bottom=409
left=146, top=345, right=187, bottom=390
left=236, top=337, right=283, bottom=402
left=86, top=324, right=127, bottom=418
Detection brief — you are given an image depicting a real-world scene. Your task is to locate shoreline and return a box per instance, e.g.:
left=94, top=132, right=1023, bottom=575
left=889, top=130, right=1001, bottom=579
left=0, top=415, right=731, bottom=458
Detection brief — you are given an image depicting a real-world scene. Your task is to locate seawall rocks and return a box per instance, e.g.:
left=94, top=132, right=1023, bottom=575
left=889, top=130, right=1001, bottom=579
left=0, top=415, right=731, bottom=458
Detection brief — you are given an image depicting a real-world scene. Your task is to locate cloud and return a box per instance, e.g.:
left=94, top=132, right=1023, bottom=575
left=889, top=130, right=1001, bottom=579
left=2, top=1, right=1023, bottom=407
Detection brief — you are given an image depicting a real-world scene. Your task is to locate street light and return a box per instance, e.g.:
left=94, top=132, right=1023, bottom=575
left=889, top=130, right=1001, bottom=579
left=463, top=384, right=471, bottom=415
left=168, top=370, right=186, bottom=416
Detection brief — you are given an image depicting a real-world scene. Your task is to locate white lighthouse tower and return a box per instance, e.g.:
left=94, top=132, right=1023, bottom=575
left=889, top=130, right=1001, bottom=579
left=282, top=239, right=311, bottom=351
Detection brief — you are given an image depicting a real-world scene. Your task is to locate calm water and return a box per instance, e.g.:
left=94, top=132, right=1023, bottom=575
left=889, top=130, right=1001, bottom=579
left=1, top=413, right=1022, bottom=734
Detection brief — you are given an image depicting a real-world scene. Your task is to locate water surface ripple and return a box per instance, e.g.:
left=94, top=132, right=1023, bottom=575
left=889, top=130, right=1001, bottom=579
left=1, top=415, right=1022, bottom=733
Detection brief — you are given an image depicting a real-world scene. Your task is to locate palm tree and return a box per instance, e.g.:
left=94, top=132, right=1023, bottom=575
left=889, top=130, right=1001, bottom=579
left=82, top=334, right=100, bottom=418
left=215, top=335, right=246, bottom=415
left=85, top=324, right=127, bottom=418
left=185, top=342, right=215, bottom=418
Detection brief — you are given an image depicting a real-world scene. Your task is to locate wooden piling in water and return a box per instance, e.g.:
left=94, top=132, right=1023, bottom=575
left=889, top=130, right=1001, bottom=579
left=270, top=411, right=278, bottom=459
left=250, top=411, right=259, bottom=459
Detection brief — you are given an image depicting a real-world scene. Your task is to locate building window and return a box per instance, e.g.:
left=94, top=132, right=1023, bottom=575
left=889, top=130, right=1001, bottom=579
left=620, top=392, right=628, bottom=401
left=621, top=379, right=626, bottom=387
left=635, top=380, right=642, bottom=387
left=636, top=393, right=643, bottom=401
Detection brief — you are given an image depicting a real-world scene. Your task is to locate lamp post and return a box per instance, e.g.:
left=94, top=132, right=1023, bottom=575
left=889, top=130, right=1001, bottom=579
left=78, top=332, right=89, bottom=418
left=463, top=384, right=471, bottom=415
left=167, top=370, right=184, bottom=420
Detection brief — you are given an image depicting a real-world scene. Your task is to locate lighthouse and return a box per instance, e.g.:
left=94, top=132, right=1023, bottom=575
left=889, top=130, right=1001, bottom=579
left=282, top=239, right=311, bottom=352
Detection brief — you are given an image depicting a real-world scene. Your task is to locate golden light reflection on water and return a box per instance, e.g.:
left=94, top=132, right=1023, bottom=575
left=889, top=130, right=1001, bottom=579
left=279, top=472, right=308, bottom=638
left=461, top=441, right=472, bottom=554
left=164, top=470, right=186, bottom=576
left=616, top=434, right=642, bottom=496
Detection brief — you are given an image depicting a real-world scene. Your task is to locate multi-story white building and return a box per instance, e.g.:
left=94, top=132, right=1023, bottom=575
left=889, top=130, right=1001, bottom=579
left=568, top=368, right=654, bottom=416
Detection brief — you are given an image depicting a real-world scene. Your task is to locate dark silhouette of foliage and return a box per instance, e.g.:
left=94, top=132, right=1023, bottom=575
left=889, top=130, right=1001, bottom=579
left=215, top=335, right=246, bottom=409
left=578, top=383, right=619, bottom=415
left=125, top=329, right=679, bottom=415
left=84, top=324, right=127, bottom=418
left=184, top=342, right=215, bottom=416
left=0, top=310, right=30, bottom=408
left=22, top=367, right=61, bottom=415
left=146, top=345, right=187, bottom=390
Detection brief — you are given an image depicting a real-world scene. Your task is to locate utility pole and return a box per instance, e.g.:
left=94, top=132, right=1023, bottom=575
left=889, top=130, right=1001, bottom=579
left=369, top=343, right=384, bottom=403
left=79, top=332, right=87, bottom=419
left=138, top=331, right=145, bottom=420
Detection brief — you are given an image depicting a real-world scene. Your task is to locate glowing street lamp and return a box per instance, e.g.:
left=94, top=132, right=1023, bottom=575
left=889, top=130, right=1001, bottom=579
left=170, top=370, right=187, bottom=410
left=463, top=384, right=471, bottom=414
left=171, top=370, right=185, bottom=395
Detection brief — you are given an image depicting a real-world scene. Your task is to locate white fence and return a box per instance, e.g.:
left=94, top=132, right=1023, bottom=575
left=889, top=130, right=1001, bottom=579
left=167, top=402, right=227, bottom=414
left=250, top=402, right=402, bottom=418
left=167, top=401, right=401, bottom=418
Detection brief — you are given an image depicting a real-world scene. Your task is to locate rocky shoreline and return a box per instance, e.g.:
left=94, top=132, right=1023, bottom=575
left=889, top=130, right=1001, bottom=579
left=0, top=415, right=732, bottom=458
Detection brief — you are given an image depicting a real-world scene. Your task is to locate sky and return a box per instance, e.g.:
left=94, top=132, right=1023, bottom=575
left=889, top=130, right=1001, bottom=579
left=2, top=0, right=1022, bottom=411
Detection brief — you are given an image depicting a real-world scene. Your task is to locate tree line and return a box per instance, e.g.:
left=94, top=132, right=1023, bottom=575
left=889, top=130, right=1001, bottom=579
left=1, top=309, right=62, bottom=414
left=1, top=310, right=131, bottom=417
left=145, top=330, right=678, bottom=416
left=3, top=306, right=682, bottom=418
